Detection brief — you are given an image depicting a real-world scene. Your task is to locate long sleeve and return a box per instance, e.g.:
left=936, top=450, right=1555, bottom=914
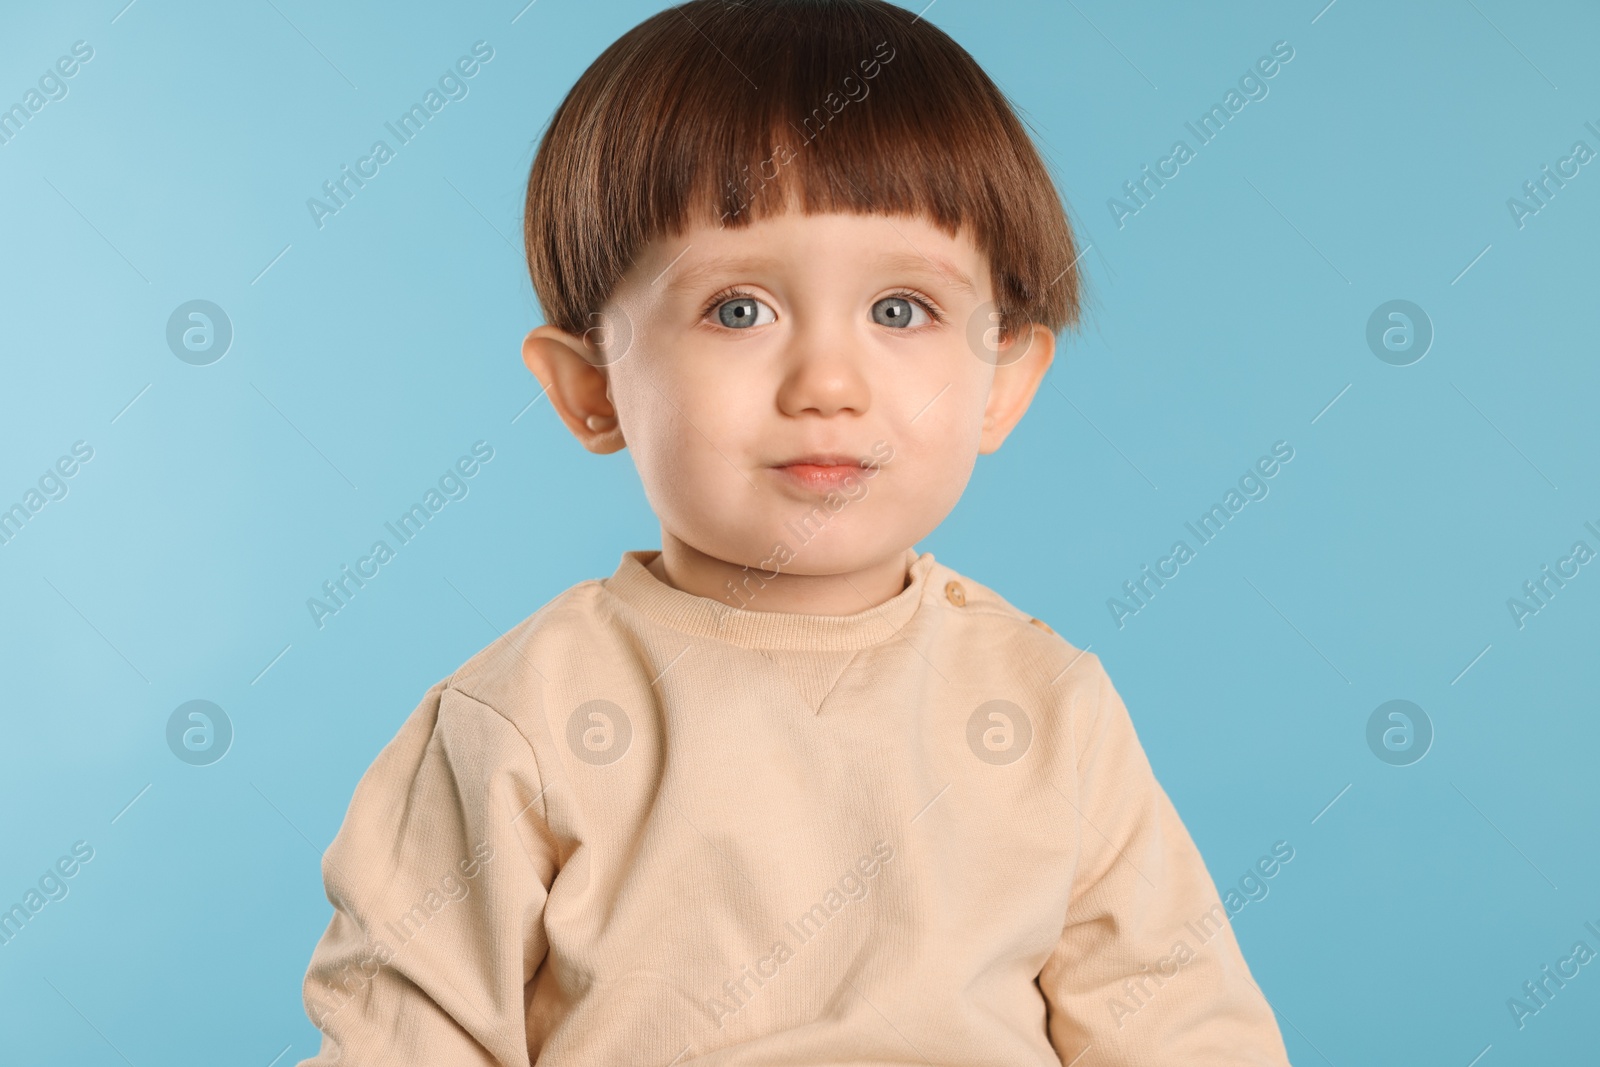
left=295, top=681, right=558, bottom=1067
left=1037, top=656, right=1291, bottom=1065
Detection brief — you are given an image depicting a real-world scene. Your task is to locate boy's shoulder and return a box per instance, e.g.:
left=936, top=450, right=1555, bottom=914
left=921, top=553, right=1106, bottom=689
left=437, top=571, right=613, bottom=710
left=927, top=554, right=1081, bottom=647
left=930, top=558, right=1127, bottom=744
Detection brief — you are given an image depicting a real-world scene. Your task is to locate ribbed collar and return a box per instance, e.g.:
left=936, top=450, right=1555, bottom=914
left=599, top=547, right=937, bottom=651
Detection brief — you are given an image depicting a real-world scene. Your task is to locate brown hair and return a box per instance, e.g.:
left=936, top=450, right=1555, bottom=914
left=523, top=0, right=1082, bottom=345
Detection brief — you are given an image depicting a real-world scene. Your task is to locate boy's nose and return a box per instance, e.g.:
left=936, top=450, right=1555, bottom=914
left=774, top=337, right=871, bottom=417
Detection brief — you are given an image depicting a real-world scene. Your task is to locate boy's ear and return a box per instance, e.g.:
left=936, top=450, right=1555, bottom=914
left=520, top=325, right=627, bottom=454
left=978, top=322, right=1056, bottom=454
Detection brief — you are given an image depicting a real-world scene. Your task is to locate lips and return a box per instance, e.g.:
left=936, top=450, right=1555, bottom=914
left=768, top=453, right=872, bottom=493
left=771, top=453, right=866, bottom=468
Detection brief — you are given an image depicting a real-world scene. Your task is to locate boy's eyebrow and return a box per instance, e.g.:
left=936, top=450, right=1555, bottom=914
left=873, top=251, right=980, bottom=298
left=659, top=250, right=979, bottom=298
left=659, top=254, right=786, bottom=294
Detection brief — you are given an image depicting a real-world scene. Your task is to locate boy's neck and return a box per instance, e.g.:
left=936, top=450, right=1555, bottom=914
left=647, top=532, right=912, bottom=616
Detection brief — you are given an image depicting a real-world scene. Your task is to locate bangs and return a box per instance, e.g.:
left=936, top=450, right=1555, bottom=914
left=524, top=0, right=1080, bottom=342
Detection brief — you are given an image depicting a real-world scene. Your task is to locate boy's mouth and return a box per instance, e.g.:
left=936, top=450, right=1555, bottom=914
left=769, top=454, right=869, bottom=493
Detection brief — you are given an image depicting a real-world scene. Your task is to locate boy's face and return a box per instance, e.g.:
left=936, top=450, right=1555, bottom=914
left=522, top=208, right=1054, bottom=581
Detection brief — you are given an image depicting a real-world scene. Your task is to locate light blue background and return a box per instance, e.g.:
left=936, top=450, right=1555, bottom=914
left=2, top=1, right=1596, bottom=1063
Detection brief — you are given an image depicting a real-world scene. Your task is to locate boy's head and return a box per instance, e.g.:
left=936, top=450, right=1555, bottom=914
left=520, top=0, right=1081, bottom=588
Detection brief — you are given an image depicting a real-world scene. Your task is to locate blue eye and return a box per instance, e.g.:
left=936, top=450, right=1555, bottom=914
left=872, top=295, right=932, bottom=328
left=710, top=293, right=776, bottom=329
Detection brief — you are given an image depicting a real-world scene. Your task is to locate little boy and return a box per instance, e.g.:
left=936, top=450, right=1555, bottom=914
left=295, top=1, right=1293, bottom=1063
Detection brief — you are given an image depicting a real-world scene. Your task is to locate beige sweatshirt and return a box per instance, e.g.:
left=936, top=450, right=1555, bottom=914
left=295, top=548, right=1291, bottom=1065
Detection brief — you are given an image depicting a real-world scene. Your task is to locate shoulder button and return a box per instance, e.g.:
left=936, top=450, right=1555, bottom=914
left=944, top=580, right=966, bottom=607
left=1028, top=617, right=1054, bottom=634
